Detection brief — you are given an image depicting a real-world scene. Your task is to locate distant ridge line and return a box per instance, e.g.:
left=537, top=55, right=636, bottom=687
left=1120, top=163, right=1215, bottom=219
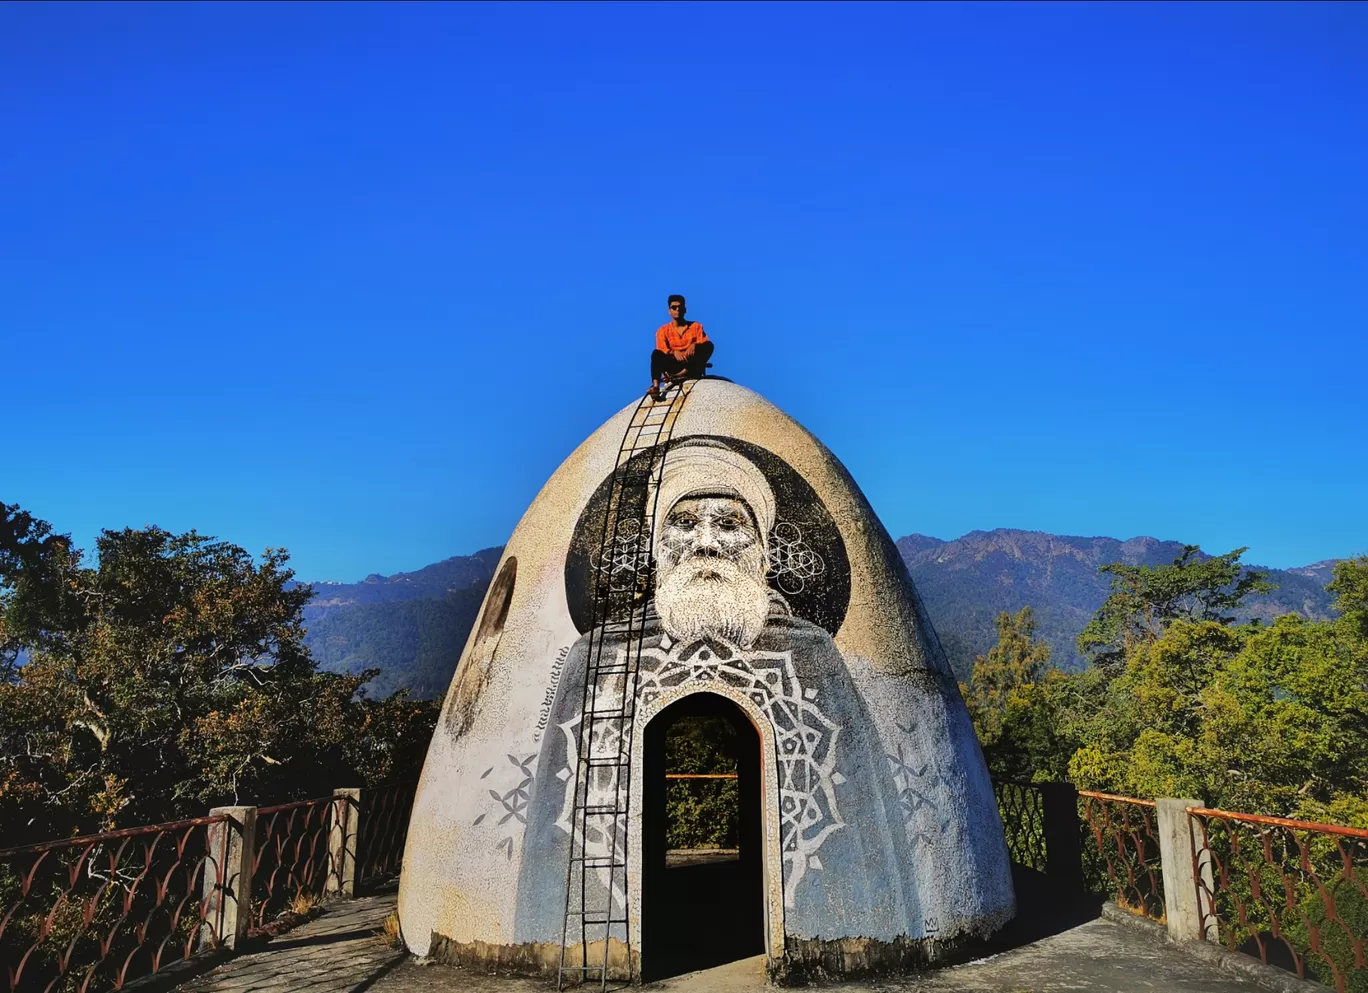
left=300, top=530, right=1344, bottom=697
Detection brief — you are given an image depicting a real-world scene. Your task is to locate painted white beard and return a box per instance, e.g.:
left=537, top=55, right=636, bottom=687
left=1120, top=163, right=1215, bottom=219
left=654, top=553, right=772, bottom=650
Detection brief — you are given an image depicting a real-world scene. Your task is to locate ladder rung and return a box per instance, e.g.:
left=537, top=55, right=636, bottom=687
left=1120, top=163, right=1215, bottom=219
left=577, top=760, right=626, bottom=774
left=572, top=857, right=626, bottom=868
left=586, top=667, right=635, bottom=678
left=582, top=805, right=625, bottom=815
left=578, top=749, right=626, bottom=762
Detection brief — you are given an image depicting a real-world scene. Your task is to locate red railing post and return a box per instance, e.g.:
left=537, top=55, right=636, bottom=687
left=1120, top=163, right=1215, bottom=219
left=327, top=789, right=362, bottom=899
left=202, top=806, right=256, bottom=950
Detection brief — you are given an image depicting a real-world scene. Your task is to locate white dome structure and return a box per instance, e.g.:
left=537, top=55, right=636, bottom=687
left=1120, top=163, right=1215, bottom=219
left=398, top=380, right=1013, bottom=982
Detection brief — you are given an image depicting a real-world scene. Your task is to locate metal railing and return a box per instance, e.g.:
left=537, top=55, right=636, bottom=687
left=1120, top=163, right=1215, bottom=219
left=0, top=782, right=416, bottom=993
left=357, top=782, right=415, bottom=884
left=251, top=797, right=340, bottom=930
left=992, top=780, right=1049, bottom=874
left=1189, top=806, right=1368, bottom=993
left=0, top=814, right=232, bottom=993
left=1078, top=790, right=1165, bottom=922
left=990, top=780, right=1368, bottom=992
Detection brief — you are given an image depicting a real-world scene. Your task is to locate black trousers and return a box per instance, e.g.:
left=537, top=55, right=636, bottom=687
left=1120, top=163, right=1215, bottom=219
left=651, top=339, right=714, bottom=381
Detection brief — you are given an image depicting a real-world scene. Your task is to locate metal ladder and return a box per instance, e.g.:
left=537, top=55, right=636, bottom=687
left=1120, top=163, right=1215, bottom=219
left=558, top=379, right=697, bottom=990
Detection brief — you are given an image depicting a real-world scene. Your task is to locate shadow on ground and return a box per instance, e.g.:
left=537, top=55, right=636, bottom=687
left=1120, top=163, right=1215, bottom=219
left=640, top=859, right=1104, bottom=984
left=642, top=853, right=764, bottom=982
left=984, top=864, right=1105, bottom=954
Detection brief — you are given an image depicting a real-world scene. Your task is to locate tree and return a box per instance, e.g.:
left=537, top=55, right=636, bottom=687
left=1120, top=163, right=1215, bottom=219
left=961, top=607, right=1084, bottom=782
left=1328, top=556, right=1368, bottom=640
left=961, top=549, right=1367, bottom=828
left=1067, top=557, right=1368, bottom=821
left=0, top=505, right=440, bottom=847
left=0, top=503, right=85, bottom=675
left=664, top=716, right=740, bottom=849
left=1077, top=545, right=1274, bottom=670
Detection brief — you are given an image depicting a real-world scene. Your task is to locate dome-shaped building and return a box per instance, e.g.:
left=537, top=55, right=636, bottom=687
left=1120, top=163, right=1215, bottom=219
left=398, top=380, right=1013, bottom=982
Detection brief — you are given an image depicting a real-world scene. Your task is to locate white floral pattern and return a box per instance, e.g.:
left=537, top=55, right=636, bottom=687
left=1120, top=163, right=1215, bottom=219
left=554, top=633, right=844, bottom=910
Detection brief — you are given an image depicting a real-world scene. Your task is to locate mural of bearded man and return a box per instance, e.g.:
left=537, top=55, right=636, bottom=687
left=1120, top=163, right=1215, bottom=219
left=513, top=438, right=933, bottom=946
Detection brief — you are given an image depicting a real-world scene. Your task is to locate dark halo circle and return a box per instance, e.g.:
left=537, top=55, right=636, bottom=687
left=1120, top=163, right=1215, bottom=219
left=563, top=435, right=851, bottom=636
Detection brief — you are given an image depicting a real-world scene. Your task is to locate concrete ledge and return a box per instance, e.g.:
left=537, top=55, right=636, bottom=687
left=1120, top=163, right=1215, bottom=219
left=428, top=931, right=637, bottom=981
left=776, top=931, right=981, bottom=984
left=1099, top=902, right=1328, bottom=993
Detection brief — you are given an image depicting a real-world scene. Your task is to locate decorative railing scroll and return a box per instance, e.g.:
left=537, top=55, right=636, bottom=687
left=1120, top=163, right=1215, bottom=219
left=0, top=814, right=233, bottom=993
left=250, top=798, right=338, bottom=929
left=1189, top=806, right=1368, bottom=993
left=356, top=782, right=416, bottom=884
left=992, top=780, right=1049, bottom=874
left=1078, top=790, right=1165, bottom=921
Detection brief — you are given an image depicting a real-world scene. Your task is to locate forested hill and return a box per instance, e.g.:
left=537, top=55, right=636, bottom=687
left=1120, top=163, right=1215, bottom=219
left=301, top=546, right=504, bottom=617
left=900, top=530, right=1338, bottom=676
left=302, top=531, right=1341, bottom=696
left=300, top=547, right=503, bottom=698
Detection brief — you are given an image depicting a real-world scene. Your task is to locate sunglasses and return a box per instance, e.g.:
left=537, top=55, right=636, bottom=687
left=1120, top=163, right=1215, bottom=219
left=668, top=304, right=684, bottom=310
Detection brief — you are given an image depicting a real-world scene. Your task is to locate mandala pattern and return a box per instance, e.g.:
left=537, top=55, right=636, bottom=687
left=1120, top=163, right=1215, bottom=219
left=592, top=518, right=825, bottom=598
left=556, top=698, right=631, bottom=914
left=590, top=518, right=652, bottom=593
left=554, top=634, right=845, bottom=911
left=765, top=520, right=825, bottom=595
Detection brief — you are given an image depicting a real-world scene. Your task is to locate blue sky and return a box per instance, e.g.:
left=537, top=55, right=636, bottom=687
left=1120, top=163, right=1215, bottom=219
left=4, top=2, right=1365, bottom=580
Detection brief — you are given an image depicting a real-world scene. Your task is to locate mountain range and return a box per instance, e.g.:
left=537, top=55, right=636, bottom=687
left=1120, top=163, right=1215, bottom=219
left=301, top=530, right=1341, bottom=697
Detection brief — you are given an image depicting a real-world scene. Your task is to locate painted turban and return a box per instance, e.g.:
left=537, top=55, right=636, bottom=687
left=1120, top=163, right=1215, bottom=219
left=651, top=440, right=777, bottom=550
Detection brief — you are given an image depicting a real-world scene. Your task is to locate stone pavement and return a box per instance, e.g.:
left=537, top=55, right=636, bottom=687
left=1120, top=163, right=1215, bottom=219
left=175, top=891, right=1280, bottom=993
left=176, top=894, right=409, bottom=993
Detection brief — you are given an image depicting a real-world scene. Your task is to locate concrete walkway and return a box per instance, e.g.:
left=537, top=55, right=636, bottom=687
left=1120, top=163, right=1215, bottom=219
left=176, top=892, right=1280, bottom=993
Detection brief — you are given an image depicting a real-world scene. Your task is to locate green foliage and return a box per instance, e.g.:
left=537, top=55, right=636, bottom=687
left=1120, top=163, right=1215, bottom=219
left=963, top=546, right=1368, bottom=827
left=1328, top=556, right=1368, bottom=640
left=1064, top=603, right=1368, bottom=819
left=899, top=530, right=1335, bottom=680
left=664, top=716, right=739, bottom=849
left=1077, top=545, right=1274, bottom=671
left=960, top=608, right=1082, bottom=782
left=0, top=504, right=439, bottom=847
left=1301, top=874, right=1368, bottom=993
left=0, top=503, right=87, bottom=674
left=973, top=552, right=1368, bottom=987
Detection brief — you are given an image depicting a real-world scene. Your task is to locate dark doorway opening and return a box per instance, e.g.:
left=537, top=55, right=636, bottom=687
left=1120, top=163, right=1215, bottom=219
left=641, top=693, right=765, bottom=981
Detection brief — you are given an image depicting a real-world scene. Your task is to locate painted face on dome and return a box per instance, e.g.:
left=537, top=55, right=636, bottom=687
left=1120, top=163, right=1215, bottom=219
left=654, top=496, right=771, bottom=648
left=657, top=496, right=762, bottom=576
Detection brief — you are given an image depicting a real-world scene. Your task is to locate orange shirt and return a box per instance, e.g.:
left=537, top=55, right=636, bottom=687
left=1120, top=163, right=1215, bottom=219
left=656, top=321, right=708, bottom=354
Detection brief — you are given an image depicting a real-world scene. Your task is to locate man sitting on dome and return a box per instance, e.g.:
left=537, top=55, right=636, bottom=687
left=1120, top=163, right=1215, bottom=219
left=650, top=294, right=713, bottom=401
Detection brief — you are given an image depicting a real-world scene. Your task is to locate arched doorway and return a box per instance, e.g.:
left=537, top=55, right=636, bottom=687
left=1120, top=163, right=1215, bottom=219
left=641, top=693, right=765, bottom=981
